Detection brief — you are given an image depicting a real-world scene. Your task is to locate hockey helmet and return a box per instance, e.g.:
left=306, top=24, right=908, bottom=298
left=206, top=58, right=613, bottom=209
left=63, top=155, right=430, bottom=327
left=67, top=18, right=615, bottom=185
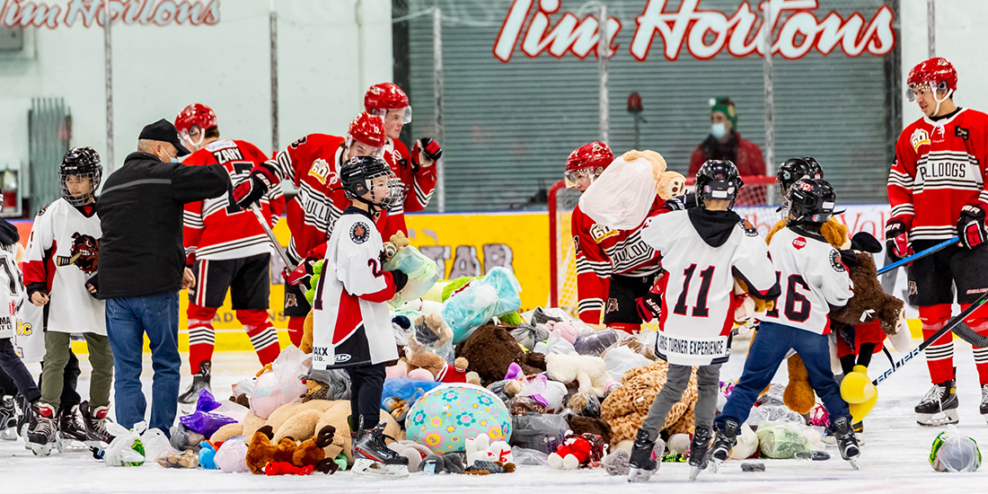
left=802, top=156, right=824, bottom=179
left=907, top=57, right=958, bottom=100
left=364, top=82, right=412, bottom=124
left=347, top=112, right=387, bottom=156
left=340, top=156, right=401, bottom=212
left=776, top=158, right=813, bottom=199
left=695, top=159, right=743, bottom=209
left=60, top=147, right=103, bottom=206
left=175, top=103, right=218, bottom=148
left=788, top=178, right=839, bottom=225
left=565, top=141, right=614, bottom=187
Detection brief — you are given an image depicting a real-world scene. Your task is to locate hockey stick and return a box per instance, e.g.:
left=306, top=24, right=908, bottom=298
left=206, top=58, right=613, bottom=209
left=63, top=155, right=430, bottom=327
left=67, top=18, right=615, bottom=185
left=876, top=237, right=958, bottom=275
left=873, top=290, right=988, bottom=386
left=249, top=205, right=297, bottom=273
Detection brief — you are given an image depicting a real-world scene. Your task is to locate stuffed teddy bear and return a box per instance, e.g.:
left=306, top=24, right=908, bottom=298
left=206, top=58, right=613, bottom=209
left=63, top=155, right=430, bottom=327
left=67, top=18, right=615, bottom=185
left=545, top=320, right=579, bottom=345
left=465, top=433, right=513, bottom=466
left=404, top=351, right=480, bottom=385
left=408, top=313, right=452, bottom=354
left=548, top=433, right=606, bottom=470
left=455, top=323, right=547, bottom=385
left=544, top=353, right=609, bottom=413
left=209, top=423, right=243, bottom=444
left=383, top=231, right=410, bottom=262
left=246, top=425, right=292, bottom=474
left=566, top=415, right=613, bottom=446
left=246, top=423, right=340, bottom=475
left=622, top=149, right=687, bottom=202
left=601, top=360, right=698, bottom=444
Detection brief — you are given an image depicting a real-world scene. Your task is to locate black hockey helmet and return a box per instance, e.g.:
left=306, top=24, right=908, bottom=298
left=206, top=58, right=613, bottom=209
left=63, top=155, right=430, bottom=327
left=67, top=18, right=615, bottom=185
left=60, top=147, right=102, bottom=206
left=340, top=155, right=400, bottom=212
left=788, top=178, right=839, bottom=224
left=776, top=158, right=813, bottom=200
left=695, top=159, right=743, bottom=209
left=802, top=156, right=824, bottom=179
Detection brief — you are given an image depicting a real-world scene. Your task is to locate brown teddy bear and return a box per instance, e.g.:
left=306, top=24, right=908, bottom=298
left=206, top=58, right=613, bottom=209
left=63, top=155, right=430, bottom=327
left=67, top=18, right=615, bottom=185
left=246, top=425, right=295, bottom=474
left=455, top=323, right=547, bottom=386
left=601, top=360, right=698, bottom=446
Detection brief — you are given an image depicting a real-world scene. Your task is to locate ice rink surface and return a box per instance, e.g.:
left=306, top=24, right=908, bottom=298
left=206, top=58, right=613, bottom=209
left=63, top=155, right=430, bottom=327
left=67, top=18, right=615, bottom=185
left=4, top=338, right=988, bottom=494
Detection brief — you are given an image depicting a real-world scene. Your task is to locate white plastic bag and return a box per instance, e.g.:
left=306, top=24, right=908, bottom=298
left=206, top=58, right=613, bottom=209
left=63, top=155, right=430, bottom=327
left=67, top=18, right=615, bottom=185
left=603, top=345, right=650, bottom=383
left=250, top=346, right=310, bottom=419
left=141, top=427, right=171, bottom=463
left=104, top=422, right=147, bottom=467
left=214, top=436, right=250, bottom=473
left=533, top=330, right=576, bottom=356
left=579, top=156, right=657, bottom=230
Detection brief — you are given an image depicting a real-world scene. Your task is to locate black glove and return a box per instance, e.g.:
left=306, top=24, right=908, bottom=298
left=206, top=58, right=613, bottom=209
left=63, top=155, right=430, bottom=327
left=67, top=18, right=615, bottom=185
left=26, top=282, right=48, bottom=301
left=391, top=270, right=409, bottom=292
left=663, top=193, right=697, bottom=212
left=85, top=274, right=99, bottom=299
left=957, top=204, right=987, bottom=249
left=885, top=219, right=911, bottom=261
left=839, top=249, right=860, bottom=269
left=411, top=138, right=443, bottom=168
left=636, top=289, right=663, bottom=323
left=232, top=162, right=279, bottom=210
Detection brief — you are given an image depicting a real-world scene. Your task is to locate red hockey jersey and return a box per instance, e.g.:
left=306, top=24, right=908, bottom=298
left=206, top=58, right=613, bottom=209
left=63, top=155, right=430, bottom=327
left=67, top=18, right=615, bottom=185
left=379, top=138, right=438, bottom=239
left=571, top=197, right=663, bottom=324
left=183, top=139, right=284, bottom=263
left=888, top=108, right=988, bottom=241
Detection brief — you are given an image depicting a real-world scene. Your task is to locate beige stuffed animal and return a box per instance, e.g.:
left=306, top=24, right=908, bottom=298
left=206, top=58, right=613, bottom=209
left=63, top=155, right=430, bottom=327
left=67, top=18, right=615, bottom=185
left=621, top=150, right=687, bottom=201
left=544, top=353, right=609, bottom=411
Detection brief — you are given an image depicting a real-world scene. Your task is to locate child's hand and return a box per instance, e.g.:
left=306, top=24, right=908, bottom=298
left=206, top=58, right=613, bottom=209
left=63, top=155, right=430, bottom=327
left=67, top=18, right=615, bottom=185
left=31, top=291, right=49, bottom=306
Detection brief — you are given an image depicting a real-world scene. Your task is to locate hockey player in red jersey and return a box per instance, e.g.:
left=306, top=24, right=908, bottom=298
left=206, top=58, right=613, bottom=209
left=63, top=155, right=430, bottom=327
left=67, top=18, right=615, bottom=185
left=364, top=83, right=441, bottom=239
left=887, top=57, right=988, bottom=425
left=232, top=112, right=392, bottom=346
left=566, top=142, right=662, bottom=333
left=174, top=104, right=285, bottom=408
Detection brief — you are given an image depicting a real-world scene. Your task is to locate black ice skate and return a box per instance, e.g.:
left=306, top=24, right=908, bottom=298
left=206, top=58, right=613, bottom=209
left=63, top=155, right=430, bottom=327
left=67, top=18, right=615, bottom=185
left=627, top=429, right=658, bottom=483
left=0, top=396, right=18, bottom=441
left=58, top=405, right=90, bottom=450
left=688, top=426, right=713, bottom=480
left=831, top=416, right=860, bottom=469
left=27, top=403, right=61, bottom=456
left=352, top=422, right=409, bottom=479
left=178, top=361, right=212, bottom=413
left=980, top=384, right=988, bottom=424
left=915, top=378, right=959, bottom=426
left=81, top=402, right=114, bottom=447
left=710, top=419, right=739, bottom=472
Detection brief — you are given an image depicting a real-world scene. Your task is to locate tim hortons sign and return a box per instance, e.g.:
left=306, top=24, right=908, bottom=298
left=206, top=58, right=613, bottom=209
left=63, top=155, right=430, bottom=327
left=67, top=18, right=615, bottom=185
left=494, top=0, right=895, bottom=62
left=0, top=0, right=219, bottom=28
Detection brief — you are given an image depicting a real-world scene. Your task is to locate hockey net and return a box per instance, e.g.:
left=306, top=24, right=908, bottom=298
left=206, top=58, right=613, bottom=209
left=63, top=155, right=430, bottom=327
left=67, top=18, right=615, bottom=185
left=548, top=175, right=779, bottom=319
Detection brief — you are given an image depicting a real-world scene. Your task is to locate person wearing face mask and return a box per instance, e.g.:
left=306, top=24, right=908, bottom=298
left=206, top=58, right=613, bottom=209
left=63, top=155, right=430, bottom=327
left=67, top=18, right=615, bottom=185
left=96, top=119, right=228, bottom=436
left=687, top=98, right=766, bottom=205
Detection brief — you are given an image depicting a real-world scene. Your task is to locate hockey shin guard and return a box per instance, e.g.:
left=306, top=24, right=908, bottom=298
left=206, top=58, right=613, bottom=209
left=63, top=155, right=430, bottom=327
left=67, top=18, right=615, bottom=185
left=238, top=310, right=281, bottom=366
left=920, top=304, right=954, bottom=384
left=187, top=303, right=218, bottom=375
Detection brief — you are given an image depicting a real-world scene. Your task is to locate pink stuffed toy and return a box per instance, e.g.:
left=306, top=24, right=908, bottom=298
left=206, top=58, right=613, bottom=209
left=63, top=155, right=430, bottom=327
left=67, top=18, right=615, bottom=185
left=545, top=320, right=579, bottom=344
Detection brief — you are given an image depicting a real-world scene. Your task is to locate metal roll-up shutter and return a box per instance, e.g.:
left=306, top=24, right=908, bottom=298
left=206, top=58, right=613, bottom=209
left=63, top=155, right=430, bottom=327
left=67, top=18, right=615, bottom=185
left=406, top=0, right=896, bottom=212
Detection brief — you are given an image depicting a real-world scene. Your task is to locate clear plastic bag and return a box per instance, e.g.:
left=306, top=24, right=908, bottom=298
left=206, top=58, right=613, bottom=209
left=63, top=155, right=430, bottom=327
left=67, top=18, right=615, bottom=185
left=142, top=427, right=171, bottom=463
left=104, top=421, right=147, bottom=467
left=932, top=425, right=982, bottom=472
left=510, top=413, right=569, bottom=454
left=231, top=379, right=255, bottom=400
left=574, top=329, right=619, bottom=356
left=250, top=345, right=310, bottom=419
left=169, top=423, right=205, bottom=453
left=603, top=345, right=651, bottom=384
left=381, top=378, right=443, bottom=410
left=444, top=267, right=523, bottom=344
left=754, top=420, right=816, bottom=459
left=511, top=446, right=550, bottom=466
left=214, top=436, right=250, bottom=473
left=579, top=155, right=659, bottom=230
left=385, top=246, right=440, bottom=307
left=511, top=324, right=549, bottom=351
left=533, top=330, right=576, bottom=356
left=745, top=404, right=807, bottom=427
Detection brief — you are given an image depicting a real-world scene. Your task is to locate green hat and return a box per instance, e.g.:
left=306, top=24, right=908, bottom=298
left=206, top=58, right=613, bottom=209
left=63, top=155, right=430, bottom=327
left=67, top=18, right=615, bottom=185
left=710, top=98, right=737, bottom=128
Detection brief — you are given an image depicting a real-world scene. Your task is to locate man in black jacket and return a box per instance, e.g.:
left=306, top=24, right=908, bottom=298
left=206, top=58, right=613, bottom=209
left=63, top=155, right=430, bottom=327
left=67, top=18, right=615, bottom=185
left=97, top=119, right=229, bottom=435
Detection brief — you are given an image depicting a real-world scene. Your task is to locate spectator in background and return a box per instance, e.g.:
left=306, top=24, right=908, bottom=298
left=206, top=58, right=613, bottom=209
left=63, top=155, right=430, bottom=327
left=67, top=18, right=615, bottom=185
left=688, top=98, right=766, bottom=205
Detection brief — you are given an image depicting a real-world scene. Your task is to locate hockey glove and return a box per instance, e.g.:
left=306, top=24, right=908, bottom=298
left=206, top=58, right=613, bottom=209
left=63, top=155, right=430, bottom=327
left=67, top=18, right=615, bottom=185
left=412, top=138, right=443, bottom=168
left=233, top=162, right=279, bottom=210
left=391, top=269, right=409, bottom=292
left=957, top=204, right=987, bottom=249
left=285, top=256, right=320, bottom=291
left=635, top=289, right=663, bottom=323
left=884, top=219, right=912, bottom=261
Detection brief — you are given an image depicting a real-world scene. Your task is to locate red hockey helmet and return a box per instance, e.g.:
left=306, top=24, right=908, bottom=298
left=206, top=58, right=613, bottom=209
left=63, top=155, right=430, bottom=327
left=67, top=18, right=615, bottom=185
left=565, top=142, right=614, bottom=187
left=175, top=103, right=218, bottom=147
left=364, top=83, right=412, bottom=124
left=347, top=112, right=387, bottom=153
left=906, top=57, right=958, bottom=102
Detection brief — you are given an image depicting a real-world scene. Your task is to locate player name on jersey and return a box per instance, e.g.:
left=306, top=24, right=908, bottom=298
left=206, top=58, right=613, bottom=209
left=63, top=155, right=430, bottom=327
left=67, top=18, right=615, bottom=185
left=656, top=332, right=731, bottom=366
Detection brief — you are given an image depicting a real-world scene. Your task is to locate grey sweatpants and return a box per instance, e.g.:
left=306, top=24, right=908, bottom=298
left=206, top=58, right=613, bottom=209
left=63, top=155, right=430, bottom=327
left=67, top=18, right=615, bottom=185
left=640, top=363, right=722, bottom=440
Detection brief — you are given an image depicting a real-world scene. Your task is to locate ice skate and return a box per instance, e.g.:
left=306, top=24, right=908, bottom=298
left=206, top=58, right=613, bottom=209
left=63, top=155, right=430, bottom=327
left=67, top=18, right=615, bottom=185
left=627, top=429, right=658, bottom=483
left=980, top=384, right=988, bottom=424
left=58, top=405, right=90, bottom=451
left=81, top=402, right=113, bottom=448
left=352, top=422, right=409, bottom=479
left=178, top=361, right=212, bottom=414
left=27, top=403, right=61, bottom=456
left=688, top=426, right=713, bottom=480
left=710, top=420, right=739, bottom=473
left=915, top=378, right=959, bottom=426
left=831, top=416, right=860, bottom=469
left=0, top=396, right=19, bottom=441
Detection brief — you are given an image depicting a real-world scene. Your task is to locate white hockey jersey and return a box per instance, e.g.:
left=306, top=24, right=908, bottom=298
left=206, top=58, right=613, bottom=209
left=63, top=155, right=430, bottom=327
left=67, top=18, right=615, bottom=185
left=23, top=199, right=106, bottom=335
left=311, top=207, right=400, bottom=370
left=0, top=242, right=25, bottom=341
left=640, top=209, right=779, bottom=366
left=760, top=226, right=854, bottom=335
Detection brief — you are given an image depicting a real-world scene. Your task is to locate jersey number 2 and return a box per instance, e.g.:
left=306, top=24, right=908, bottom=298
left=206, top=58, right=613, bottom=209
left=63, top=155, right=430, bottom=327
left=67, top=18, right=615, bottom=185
left=673, top=264, right=714, bottom=317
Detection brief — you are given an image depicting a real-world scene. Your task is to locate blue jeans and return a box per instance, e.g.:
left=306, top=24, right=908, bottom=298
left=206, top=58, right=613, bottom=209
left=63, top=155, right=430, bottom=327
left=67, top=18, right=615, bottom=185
left=717, top=320, right=850, bottom=428
left=105, top=292, right=181, bottom=436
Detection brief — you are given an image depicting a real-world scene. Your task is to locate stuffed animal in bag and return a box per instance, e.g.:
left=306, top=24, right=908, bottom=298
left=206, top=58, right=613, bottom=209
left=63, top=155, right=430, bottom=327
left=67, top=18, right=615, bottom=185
left=455, top=323, right=547, bottom=385
left=548, top=433, right=606, bottom=470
